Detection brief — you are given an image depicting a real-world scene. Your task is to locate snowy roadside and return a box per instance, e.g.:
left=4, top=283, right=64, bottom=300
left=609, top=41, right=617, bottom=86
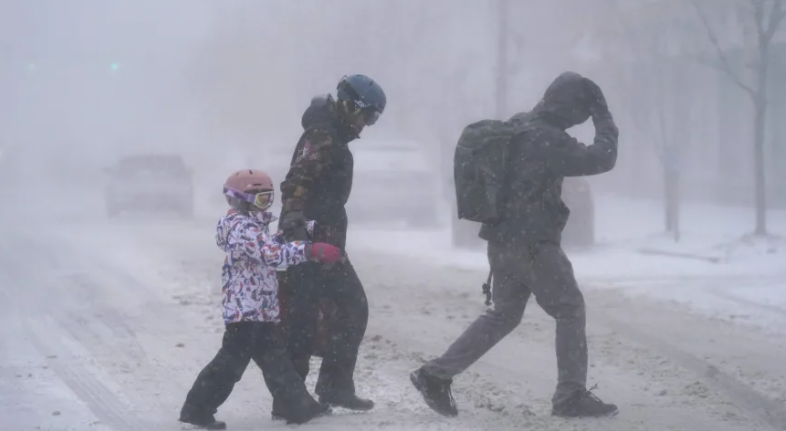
left=347, top=192, right=786, bottom=279
left=346, top=226, right=786, bottom=279
left=344, top=193, right=786, bottom=337
left=347, top=226, right=786, bottom=334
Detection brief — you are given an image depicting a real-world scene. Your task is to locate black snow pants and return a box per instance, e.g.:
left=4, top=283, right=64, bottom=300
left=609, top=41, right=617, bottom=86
left=180, top=321, right=321, bottom=423
left=280, top=258, right=369, bottom=398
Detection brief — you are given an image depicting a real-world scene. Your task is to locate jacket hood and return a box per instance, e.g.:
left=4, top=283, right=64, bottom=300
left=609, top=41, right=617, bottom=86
left=301, top=94, right=360, bottom=141
left=534, top=71, right=591, bottom=130
left=301, top=94, right=335, bottom=130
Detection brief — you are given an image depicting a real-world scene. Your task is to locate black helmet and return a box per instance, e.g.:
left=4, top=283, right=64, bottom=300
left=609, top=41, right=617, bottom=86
left=336, top=74, right=386, bottom=125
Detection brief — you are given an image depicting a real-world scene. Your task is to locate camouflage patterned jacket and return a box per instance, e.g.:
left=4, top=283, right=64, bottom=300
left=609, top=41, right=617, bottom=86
left=280, top=95, right=359, bottom=249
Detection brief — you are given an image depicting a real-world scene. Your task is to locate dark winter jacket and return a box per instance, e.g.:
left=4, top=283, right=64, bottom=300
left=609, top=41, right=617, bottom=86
left=478, top=72, right=619, bottom=247
left=279, top=95, right=359, bottom=250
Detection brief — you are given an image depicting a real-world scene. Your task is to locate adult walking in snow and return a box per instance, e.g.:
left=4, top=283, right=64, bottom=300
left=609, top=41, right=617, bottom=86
left=276, top=74, right=386, bottom=416
left=411, top=72, right=620, bottom=419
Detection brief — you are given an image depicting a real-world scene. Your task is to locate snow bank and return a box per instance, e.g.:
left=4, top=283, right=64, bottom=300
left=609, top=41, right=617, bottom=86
left=348, top=194, right=786, bottom=282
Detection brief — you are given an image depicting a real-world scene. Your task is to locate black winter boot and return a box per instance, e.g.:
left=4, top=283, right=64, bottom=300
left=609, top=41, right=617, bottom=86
left=552, top=386, right=618, bottom=418
left=318, top=393, right=374, bottom=411
left=179, top=414, right=227, bottom=430
left=286, top=402, right=332, bottom=424
left=272, top=398, right=332, bottom=423
left=410, top=368, right=458, bottom=417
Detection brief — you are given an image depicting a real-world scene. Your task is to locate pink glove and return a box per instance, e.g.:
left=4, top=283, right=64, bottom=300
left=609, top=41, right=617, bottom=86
left=307, top=242, right=342, bottom=263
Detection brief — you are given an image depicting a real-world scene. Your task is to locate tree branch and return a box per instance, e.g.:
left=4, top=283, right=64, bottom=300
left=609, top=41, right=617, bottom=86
left=608, top=0, right=669, bottom=159
left=689, top=0, right=756, bottom=97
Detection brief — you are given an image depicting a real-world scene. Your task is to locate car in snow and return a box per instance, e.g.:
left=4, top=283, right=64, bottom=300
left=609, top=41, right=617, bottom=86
left=347, top=140, right=442, bottom=228
left=103, top=154, right=195, bottom=218
left=450, top=177, right=595, bottom=249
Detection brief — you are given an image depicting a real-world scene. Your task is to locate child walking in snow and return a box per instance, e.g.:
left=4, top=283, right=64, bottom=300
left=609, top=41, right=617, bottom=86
left=179, top=169, right=342, bottom=430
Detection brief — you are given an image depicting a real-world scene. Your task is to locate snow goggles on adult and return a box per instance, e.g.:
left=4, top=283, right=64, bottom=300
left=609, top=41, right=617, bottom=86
left=223, top=186, right=274, bottom=210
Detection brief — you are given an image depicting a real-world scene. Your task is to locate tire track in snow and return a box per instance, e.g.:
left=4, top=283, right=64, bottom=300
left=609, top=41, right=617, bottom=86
left=24, top=316, right=152, bottom=431
left=0, top=235, right=155, bottom=431
left=579, top=274, right=784, bottom=288
left=38, top=259, right=203, bottom=424
left=590, top=290, right=786, bottom=431
left=707, top=289, right=786, bottom=318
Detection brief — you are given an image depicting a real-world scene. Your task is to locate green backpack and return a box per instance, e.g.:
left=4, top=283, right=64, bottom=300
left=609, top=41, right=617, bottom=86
left=453, top=119, right=516, bottom=224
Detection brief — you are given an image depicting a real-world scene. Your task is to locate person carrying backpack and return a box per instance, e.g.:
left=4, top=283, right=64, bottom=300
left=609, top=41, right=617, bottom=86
left=410, top=71, right=620, bottom=419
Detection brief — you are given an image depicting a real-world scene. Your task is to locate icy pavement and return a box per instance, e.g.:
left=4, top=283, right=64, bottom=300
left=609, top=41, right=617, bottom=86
left=2, top=193, right=786, bottom=430
left=0, top=216, right=777, bottom=430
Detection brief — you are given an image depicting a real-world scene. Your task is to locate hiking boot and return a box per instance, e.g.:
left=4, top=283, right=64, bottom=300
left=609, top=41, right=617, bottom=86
left=318, top=393, right=375, bottom=411
left=410, top=368, right=458, bottom=417
left=552, top=386, right=618, bottom=418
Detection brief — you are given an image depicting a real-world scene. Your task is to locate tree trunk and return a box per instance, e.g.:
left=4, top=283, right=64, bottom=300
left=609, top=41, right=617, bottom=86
left=753, top=99, right=768, bottom=235
left=664, top=166, right=674, bottom=232
left=672, top=168, right=681, bottom=242
left=753, top=39, right=771, bottom=236
left=662, top=144, right=680, bottom=240
left=664, top=163, right=681, bottom=241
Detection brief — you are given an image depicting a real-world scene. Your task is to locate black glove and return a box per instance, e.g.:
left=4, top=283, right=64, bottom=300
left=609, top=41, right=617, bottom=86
left=583, top=78, right=609, bottom=118
left=279, top=210, right=309, bottom=241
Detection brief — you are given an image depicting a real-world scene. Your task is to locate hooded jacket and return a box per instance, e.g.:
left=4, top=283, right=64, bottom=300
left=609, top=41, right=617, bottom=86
left=279, top=95, right=359, bottom=250
left=478, top=72, right=619, bottom=247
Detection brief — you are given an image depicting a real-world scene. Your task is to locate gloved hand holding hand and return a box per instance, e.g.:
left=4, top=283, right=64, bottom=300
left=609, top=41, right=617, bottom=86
left=583, top=78, right=609, bottom=118
left=306, top=242, right=343, bottom=263
left=280, top=210, right=308, bottom=241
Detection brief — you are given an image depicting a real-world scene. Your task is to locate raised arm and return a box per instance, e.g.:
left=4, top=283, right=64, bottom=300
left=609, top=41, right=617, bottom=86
left=540, top=114, right=618, bottom=177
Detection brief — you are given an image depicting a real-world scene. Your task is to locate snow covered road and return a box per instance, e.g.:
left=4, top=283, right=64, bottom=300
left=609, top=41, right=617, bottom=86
left=2, top=216, right=786, bottom=430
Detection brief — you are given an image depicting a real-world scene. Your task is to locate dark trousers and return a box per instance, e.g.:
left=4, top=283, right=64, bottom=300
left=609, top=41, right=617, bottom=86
left=423, top=241, right=588, bottom=407
left=280, top=258, right=369, bottom=398
left=180, top=321, right=320, bottom=423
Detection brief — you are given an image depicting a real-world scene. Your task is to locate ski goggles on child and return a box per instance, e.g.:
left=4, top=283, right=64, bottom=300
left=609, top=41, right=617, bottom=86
left=223, top=186, right=274, bottom=210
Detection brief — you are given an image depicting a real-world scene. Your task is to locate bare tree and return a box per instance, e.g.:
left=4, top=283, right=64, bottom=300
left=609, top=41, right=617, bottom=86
left=691, top=0, right=785, bottom=235
left=597, top=1, right=699, bottom=241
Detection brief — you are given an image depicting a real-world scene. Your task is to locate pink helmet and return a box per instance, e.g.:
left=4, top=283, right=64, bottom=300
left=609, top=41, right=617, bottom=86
left=223, top=169, right=275, bottom=211
left=224, top=169, right=273, bottom=192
